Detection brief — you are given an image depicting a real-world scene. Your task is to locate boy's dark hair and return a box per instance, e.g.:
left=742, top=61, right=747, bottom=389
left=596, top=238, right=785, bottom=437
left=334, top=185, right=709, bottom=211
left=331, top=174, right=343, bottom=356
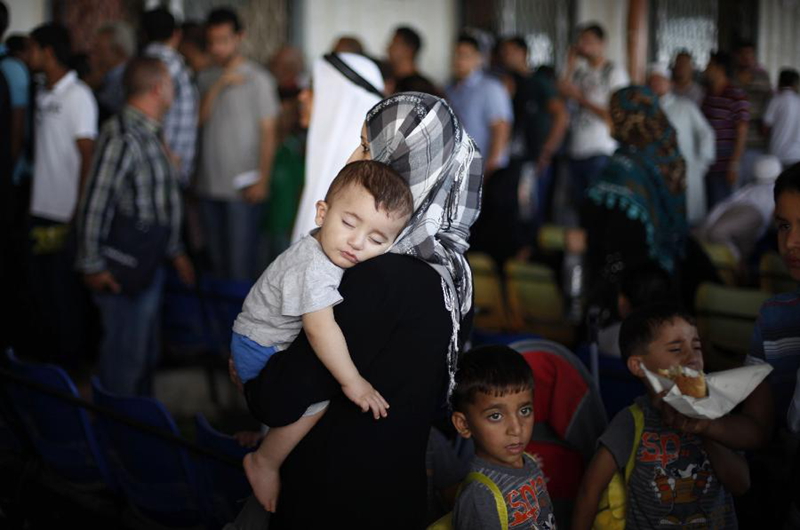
left=620, top=263, right=674, bottom=311
left=778, top=69, right=800, bottom=90
left=456, top=34, right=480, bottom=52
left=451, top=345, right=535, bottom=413
left=502, top=35, right=528, bottom=55
left=181, top=21, right=206, bottom=51
left=123, top=56, right=168, bottom=99
left=708, top=51, right=733, bottom=78
left=6, top=34, right=29, bottom=55
left=326, top=160, right=414, bottom=218
left=394, top=26, right=422, bottom=57
left=619, top=303, right=695, bottom=362
left=578, top=23, right=605, bottom=41
left=143, top=8, right=176, bottom=43
left=734, top=39, right=756, bottom=52
left=774, top=162, right=800, bottom=203
left=0, top=2, right=8, bottom=40
left=207, top=7, right=242, bottom=34
left=30, top=23, right=72, bottom=68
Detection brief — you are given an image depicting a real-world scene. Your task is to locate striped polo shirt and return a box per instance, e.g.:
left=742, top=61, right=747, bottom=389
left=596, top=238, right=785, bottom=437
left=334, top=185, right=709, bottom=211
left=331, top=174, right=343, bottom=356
left=701, top=84, right=750, bottom=174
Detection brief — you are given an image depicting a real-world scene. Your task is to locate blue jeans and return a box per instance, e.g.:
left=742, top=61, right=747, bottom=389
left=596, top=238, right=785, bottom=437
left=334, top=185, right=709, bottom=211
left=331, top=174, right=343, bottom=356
left=94, top=267, right=165, bottom=396
left=569, top=155, right=610, bottom=213
left=200, top=199, right=264, bottom=281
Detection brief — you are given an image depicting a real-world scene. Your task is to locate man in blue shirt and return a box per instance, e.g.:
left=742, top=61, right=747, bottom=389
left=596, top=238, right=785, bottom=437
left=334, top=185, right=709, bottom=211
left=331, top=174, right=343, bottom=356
left=445, top=34, right=512, bottom=175
left=0, top=1, right=31, bottom=183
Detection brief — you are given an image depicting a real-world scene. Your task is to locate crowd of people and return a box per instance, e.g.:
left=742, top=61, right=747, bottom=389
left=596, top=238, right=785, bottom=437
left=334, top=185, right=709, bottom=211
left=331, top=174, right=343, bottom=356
left=1, top=1, right=800, bottom=529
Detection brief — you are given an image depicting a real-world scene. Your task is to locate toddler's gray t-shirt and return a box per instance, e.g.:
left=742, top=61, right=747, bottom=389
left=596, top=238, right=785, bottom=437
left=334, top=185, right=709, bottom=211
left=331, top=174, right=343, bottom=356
left=233, top=234, right=343, bottom=349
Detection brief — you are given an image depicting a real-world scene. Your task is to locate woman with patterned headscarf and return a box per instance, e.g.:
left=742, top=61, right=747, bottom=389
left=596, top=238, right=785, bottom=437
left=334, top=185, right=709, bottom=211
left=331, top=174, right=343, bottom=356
left=243, top=92, right=482, bottom=528
left=582, top=86, right=689, bottom=309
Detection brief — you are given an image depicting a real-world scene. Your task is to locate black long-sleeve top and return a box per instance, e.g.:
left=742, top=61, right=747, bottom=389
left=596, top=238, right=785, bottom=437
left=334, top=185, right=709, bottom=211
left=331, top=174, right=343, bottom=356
left=244, top=253, right=453, bottom=529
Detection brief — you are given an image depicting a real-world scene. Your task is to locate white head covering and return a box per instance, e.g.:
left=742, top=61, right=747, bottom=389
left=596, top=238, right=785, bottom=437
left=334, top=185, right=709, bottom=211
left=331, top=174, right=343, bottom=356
left=754, top=154, right=782, bottom=183
left=291, top=53, right=384, bottom=241
left=647, top=61, right=672, bottom=80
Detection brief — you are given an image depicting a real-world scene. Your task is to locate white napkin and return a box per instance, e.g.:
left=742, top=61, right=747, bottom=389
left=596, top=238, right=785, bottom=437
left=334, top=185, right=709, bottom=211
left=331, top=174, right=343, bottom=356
left=233, top=170, right=260, bottom=190
left=640, top=362, right=773, bottom=420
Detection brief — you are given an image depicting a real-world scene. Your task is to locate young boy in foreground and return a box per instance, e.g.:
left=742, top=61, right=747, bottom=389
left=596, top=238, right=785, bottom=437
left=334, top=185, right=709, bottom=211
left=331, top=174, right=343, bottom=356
left=231, top=160, right=413, bottom=511
left=572, top=304, right=750, bottom=529
left=450, top=345, right=556, bottom=529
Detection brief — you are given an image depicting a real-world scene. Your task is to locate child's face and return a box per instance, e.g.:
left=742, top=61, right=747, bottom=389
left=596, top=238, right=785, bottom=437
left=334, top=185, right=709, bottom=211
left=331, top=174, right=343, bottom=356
left=452, top=388, right=535, bottom=469
left=775, top=190, right=800, bottom=281
left=627, top=317, right=703, bottom=379
left=314, top=183, right=409, bottom=269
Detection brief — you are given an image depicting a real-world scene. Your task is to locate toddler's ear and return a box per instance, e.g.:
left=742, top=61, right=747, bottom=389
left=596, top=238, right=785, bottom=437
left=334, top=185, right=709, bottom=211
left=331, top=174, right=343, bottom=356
left=627, top=356, right=646, bottom=378
left=451, top=411, right=472, bottom=439
left=314, top=200, right=328, bottom=227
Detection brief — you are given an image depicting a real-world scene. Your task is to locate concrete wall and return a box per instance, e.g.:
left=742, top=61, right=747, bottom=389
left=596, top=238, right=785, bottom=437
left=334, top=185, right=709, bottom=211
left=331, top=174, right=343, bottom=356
left=575, top=0, right=629, bottom=71
left=298, top=0, right=457, bottom=86
left=5, top=0, right=49, bottom=35
left=759, top=0, right=800, bottom=85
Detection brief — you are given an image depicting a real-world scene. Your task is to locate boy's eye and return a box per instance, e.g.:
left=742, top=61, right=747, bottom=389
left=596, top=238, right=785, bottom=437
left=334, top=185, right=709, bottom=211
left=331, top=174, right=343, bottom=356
left=368, top=238, right=384, bottom=245
left=487, top=412, right=502, bottom=422
left=519, top=406, right=533, bottom=417
left=777, top=222, right=790, bottom=232
left=342, top=220, right=354, bottom=228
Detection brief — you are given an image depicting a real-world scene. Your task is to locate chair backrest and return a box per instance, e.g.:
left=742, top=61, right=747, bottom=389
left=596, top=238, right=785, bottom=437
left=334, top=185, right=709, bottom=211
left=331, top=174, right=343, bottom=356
left=701, top=242, right=738, bottom=286
left=91, top=378, right=203, bottom=527
left=760, top=251, right=796, bottom=294
left=695, top=282, right=771, bottom=370
left=194, top=413, right=253, bottom=526
left=537, top=224, right=566, bottom=254
left=467, top=252, right=511, bottom=332
left=3, top=350, right=114, bottom=488
left=505, top=260, right=573, bottom=344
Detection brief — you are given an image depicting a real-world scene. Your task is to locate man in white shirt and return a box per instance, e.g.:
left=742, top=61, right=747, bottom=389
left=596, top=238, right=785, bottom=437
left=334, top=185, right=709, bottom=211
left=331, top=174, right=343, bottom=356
left=648, top=62, right=716, bottom=225
left=763, top=69, right=800, bottom=168
left=27, top=23, right=97, bottom=368
left=559, top=23, right=629, bottom=217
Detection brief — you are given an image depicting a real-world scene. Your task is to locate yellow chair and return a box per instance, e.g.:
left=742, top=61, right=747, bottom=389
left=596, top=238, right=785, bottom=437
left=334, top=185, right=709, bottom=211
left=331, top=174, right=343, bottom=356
left=467, top=252, right=511, bottom=331
left=759, top=252, right=796, bottom=294
left=700, top=242, right=739, bottom=286
left=694, top=282, right=771, bottom=371
left=537, top=224, right=567, bottom=254
left=504, top=260, right=574, bottom=345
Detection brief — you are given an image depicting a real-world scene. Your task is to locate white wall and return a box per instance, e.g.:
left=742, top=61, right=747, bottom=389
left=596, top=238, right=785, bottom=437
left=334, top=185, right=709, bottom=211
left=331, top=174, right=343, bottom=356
left=5, top=0, right=49, bottom=35
left=759, top=0, right=800, bottom=85
left=299, top=0, right=457, bottom=86
left=575, top=0, right=629, bottom=72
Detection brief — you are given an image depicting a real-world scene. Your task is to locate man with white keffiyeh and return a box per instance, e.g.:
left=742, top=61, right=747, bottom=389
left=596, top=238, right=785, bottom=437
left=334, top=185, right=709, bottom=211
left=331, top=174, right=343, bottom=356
left=241, top=92, right=483, bottom=529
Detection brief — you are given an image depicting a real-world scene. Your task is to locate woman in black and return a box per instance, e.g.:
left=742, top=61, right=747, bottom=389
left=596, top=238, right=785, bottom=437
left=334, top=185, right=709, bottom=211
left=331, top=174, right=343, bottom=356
left=243, top=92, right=483, bottom=528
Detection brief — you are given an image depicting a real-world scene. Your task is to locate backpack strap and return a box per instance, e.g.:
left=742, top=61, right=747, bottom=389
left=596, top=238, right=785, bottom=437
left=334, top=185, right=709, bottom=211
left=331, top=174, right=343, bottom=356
left=463, top=472, right=509, bottom=530
left=624, top=403, right=645, bottom=482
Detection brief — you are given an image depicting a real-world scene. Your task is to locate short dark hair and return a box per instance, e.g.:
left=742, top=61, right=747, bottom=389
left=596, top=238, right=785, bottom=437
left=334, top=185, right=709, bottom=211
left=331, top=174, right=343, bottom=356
left=180, top=21, right=206, bottom=51
left=675, top=49, right=692, bottom=60
left=0, top=1, right=8, bottom=40
left=30, top=23, right=72, bottom=67
left=207, top=7, right=242, bottom=33
left=620, top=263, right=675, bottom=311
left=123, top=56, right=168, bottom=99
left=502, top=35, right=528, bottom=55
left=325, top=160, right=413, bottom=218
left=708, top=51, right=733, bottom=77
left=619, top=303, right=695, bottom=362
left=774, top=161, right=800, bottom=203
left=6, top=34, right=29, bottom=55
left=778, top=69, right=800, bottom=89
left=142, top=7, right=176, bottom=43
left=735, top=39, right=756, bottom=52
left=579, top=23, right=605, bottom=41
left=456, top=33, right=480, bottom=52
left=451, top=345, right=535, bottom=413
left=394, top=26, right=422, bottom=57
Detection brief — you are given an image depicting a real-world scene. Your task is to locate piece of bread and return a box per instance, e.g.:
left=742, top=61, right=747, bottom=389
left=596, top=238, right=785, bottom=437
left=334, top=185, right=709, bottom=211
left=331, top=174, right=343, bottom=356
left=657, top=365, right=707, bottom=398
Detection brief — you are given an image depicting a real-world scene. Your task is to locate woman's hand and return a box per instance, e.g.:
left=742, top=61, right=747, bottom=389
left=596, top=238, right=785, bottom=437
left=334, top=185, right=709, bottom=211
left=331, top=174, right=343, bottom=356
left=341, top=375, right=389, bottom=420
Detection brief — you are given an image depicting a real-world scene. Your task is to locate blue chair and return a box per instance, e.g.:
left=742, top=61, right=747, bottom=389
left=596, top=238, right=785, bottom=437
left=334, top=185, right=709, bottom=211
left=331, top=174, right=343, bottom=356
left=194, top=413, right=255, bottom=526
left=2, top=350, right=115, bottom=490
left=91, top=378, right=204, bottom=528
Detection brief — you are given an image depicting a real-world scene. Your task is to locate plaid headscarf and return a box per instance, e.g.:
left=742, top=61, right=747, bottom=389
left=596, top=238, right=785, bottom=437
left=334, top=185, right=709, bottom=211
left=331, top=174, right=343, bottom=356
left=365, top=92, right=484, bottom=395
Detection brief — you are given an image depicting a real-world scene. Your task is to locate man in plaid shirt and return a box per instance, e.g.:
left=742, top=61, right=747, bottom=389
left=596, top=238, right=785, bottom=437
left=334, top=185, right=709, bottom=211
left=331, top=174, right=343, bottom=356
left=142, top=7, right=198, bottom=187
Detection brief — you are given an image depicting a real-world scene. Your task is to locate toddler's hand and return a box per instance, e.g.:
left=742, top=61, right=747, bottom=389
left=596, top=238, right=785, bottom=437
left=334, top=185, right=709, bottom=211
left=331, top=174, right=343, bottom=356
left=342, top=376, right=389, bottom=420
left=651, top=390, right=711, bottom=435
